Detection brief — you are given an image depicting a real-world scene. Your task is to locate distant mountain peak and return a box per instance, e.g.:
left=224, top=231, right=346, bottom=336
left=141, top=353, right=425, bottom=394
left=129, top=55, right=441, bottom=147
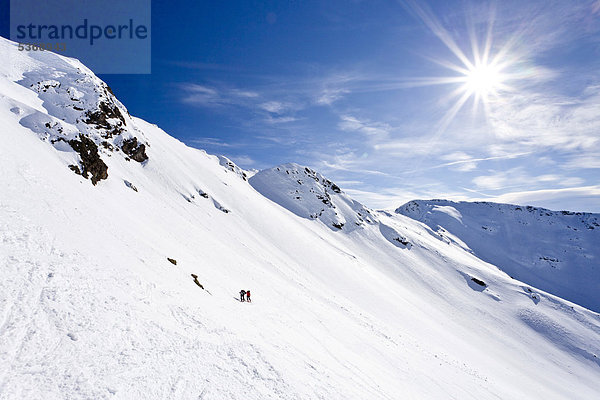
left=396, top=198, right=600, bottom=312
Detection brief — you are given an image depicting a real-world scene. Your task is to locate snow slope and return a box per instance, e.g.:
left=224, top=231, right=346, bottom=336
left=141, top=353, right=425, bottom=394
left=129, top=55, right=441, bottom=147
left=396, top=199, right=600, bottom=312
left=249, top=163, right=376, bottom=232
left=1, top=37, right=600, bottom=399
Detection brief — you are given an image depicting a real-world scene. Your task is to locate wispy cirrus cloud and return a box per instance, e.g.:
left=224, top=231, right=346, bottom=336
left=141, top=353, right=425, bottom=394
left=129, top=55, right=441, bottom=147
left=564, top=155, right=600, bottom=169
left=189, top=137, right=236, bottom=147
left=230, top=89, right=260, bottom=98
left=180, top=82, right=303, bottom=132
left=264, top=115, right=299, bottom=124
left=487, top=87, right=600, bottom=152
left=180, top=84, right=258, bottom=108
left=180, top=70, right=363, bottom=111
left=433, top=151, right=531, bottom=172
left=471, top=168, right=585, bottom=191
left=316, top=87, right=351, bottom=105
left=228, top=155, right=256, bottom=167
left=338, top=115, right=392, bottom=137
left=259, top=101, right=287, bottom=114
left=439, top=151, right=478, bottom=171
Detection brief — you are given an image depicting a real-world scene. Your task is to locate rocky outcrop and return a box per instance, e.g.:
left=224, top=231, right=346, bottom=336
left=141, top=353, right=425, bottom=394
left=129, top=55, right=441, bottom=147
left=121, top=137, right=148, bottom=163
left=84, top=101, right=126, bottom=138
left=18, top=56, right=149, bottom=185
left=68, top=134, right=108, bottom=185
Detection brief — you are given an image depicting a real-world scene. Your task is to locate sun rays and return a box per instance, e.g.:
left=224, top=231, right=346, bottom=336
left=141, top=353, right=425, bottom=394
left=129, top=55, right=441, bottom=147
left=404, top=0, right=522, bottom=134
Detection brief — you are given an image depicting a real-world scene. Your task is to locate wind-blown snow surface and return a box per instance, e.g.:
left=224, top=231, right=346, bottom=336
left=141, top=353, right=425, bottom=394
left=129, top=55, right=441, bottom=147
left=1, top=37, right=599, bottom=399
left=396, top=200, right=600, bottom=313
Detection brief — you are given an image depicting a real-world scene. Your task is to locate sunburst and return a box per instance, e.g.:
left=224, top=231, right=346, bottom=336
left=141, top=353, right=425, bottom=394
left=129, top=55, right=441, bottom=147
left=464, top=62, right=504, bottom=97
left=405, top=1, right=522, bottom=133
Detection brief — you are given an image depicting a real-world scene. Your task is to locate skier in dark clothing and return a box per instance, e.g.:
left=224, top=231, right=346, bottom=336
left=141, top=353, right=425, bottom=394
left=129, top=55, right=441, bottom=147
left=240, top=289, right=246, bottom=302
left=246, top=290, right=251, bottom=303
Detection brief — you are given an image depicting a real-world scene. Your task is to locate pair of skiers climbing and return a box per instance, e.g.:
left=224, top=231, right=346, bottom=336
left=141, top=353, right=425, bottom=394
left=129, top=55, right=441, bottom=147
left=239, top=289, right=251, bottom=302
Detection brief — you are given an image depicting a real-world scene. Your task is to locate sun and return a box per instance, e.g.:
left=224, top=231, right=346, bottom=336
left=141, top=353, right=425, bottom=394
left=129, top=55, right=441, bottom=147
left=427, top=48, right=514, bottom=134
left=464, top=62, right=504, bottom=97
left=402, top=1, right=528, bottom=134
left=443, top=46, right=512, bottom=114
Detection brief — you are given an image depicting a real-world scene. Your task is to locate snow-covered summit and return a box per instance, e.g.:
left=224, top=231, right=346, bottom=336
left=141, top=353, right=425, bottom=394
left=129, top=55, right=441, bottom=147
left=250, top=163, right=375, bottom=231
left=396, top=199, right=600, bottom=312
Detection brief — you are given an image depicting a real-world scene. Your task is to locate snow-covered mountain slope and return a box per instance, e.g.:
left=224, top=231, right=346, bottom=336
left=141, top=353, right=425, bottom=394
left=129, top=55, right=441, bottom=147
left=1, top=36, right=600, bottom=400
left=396, top=199, right=600, bottom=312
left=249, top=163, right=376, bottom=232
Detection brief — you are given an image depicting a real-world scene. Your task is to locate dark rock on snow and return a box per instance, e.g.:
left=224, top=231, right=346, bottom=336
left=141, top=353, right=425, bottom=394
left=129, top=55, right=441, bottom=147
left=68, top=134, right=108, bottom=185
left=121, top=137, right=148, bottom=163
left=191, top=274, right=204, bottom=289
left=471, top=277, right=487, bottom=287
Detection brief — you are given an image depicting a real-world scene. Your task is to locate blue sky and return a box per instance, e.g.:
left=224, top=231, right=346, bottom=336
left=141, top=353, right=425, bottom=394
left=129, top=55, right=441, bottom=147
left=5, top=0, right=600, bottom=211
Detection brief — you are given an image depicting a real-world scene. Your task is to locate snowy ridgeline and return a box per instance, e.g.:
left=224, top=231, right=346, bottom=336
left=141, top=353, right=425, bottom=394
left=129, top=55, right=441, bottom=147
left=396, top=199, right=600, bottom=312
left=1, top=36, right=600, bottom=400
left=249, top=163, right=377, bottom=231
